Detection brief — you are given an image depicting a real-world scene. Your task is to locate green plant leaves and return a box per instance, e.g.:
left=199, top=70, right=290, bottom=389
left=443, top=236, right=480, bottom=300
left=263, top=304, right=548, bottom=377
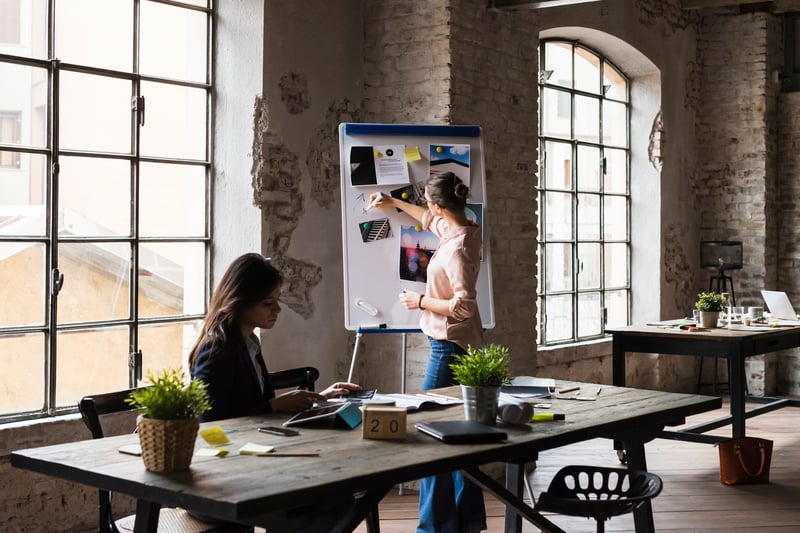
left=449, top=343, right=512, bottom=387
left=125, top=368, right=212, bottom=420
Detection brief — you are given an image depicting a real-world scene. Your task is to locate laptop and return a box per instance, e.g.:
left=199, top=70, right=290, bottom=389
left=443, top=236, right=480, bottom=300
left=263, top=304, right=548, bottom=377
left=761, top=290, right=799, bottom=320
left=415, top=420, right=507, bottom=444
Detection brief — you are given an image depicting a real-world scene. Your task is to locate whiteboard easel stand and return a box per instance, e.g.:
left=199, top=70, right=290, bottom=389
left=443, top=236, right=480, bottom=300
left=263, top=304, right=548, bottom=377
left=347, top=327, right=421, bottom=497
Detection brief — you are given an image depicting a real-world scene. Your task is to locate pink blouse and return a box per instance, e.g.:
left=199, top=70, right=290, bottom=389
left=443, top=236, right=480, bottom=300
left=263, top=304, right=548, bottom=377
left=419, top=209, right=484, bottom=351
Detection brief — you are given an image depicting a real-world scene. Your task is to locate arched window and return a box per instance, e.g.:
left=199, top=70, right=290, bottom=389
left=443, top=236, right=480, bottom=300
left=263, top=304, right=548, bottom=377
left=538, top=40, right=630, bottom=345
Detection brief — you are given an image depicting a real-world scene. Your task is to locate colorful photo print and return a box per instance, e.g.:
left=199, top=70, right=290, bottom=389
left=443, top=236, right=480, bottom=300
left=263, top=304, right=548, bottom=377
left=359, top=218, right=392, bottom=243
left=390, top=182, right=426, bottom=212
left=400, top=224, right=439, bottom=283
left=429, top=143, right=471, bottom=188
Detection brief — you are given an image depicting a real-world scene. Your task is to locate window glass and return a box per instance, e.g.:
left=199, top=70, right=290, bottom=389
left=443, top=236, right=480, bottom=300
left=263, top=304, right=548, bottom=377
left=138, top=320, right=202, bottom=376
left=577, top=193, right=600, bottom=240
left=544, top=242, right=572, bottom=292
left=541, top=87, right=571, bottom=139
left=139, top=242, right=205, bottom=318
left=577, top=292, right=602, bottom=337
left=57, top=242, right=131, bottom=325
left=55, top=0, right=133, bottom=72
left=577, top=243, right=601, bottom=290
left=604, top=243, right=629, bottom=288
left=0, top=242, right=45, bottom=326
left=544, top=294, right=573, bottom=342
left=56, top=327, right=130, bottom=407
left=574, top=95, right=599, bottom=143
left=0, top=62, right=48, bottom=147
left=59, top=71, right=132, bottom=154
left=544, top=191, right=572, bottom=240
left=140, top=163, right=205, bottom=237
left=605, top=289, right=629, bottom=327
left=139, top=81, right=207, bottom=160
left=603, top=100, right=628, bottom=148
left=604, top=196, right=628, bottom=241
left=140, top=1, right=207, bottom=83
left=59, top=157, right=131, bottom=237
left=576, top=145, right=600, bottom=192
left=543, top=41, right=572, bottom=89
left=604, top=148, right=628, bottom=194
left=603, top=63, right=628, bottom=102
left=0, top=153, right=47, bottom=236
left=0, top=333, right=44, bottom=413
left=574, top=46, right=600, bottom=94
left=543, top=140, right=572, bottom=190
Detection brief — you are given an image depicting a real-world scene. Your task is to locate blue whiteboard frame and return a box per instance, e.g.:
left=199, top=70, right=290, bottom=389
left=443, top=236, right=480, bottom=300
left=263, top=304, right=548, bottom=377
left=339, top=122, right=495, bottom=331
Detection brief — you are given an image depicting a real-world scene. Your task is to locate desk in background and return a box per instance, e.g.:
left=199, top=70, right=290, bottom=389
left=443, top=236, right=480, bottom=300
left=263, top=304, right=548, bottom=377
left=12, top=383, right=720, bottom=533
left=607, top=324, right=800, bottom=443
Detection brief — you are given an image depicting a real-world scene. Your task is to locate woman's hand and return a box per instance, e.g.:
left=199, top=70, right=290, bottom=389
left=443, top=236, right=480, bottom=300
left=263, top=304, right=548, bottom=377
left=368, top=192, right=394, bottom=209
left=269, top=389, right=326, bottom=414
left=399, top=290, right=422, bottom=310
left=321, top=382, right=362, bottom=399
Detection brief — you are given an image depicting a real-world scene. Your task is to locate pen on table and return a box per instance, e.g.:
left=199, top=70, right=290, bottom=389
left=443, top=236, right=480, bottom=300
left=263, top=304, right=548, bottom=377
left=596, top=387, right=602, bottom=396
left=368, top=192, right=384, bottom=209
left=558, top=386, right=580, bottom=394
left=532, top=413, right=565, bottom=422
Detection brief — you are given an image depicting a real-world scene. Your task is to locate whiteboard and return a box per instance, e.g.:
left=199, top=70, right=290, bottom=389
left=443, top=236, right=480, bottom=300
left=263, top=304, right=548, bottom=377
left=339, top=123, right=495, bottom=331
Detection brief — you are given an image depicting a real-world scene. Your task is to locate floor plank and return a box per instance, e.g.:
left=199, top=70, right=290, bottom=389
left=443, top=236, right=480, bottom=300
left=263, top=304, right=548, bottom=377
left=354, top=397, right=800, bottom=532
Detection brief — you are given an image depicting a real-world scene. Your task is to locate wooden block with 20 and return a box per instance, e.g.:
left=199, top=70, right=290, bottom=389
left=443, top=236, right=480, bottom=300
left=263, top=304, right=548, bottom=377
left=361, top=405, right=407, bottom=440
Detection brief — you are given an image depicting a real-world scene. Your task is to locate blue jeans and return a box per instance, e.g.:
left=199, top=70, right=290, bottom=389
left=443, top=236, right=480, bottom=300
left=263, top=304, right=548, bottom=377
left=417, top=338, right=486, bottom=533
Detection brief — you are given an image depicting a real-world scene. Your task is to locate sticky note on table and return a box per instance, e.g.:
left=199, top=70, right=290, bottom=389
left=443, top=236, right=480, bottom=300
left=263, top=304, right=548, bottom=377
left=196, top=447, right=228, bottom=457
left=404, top=146, right=422, bottom=162
left=239, top=443, right=276, bottom=456
left=199, top=426, right=232, bottom=447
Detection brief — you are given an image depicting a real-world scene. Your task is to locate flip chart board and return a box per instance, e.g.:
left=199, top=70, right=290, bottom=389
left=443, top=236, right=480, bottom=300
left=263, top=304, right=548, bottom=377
left=339, top=123, right=495, bottom=331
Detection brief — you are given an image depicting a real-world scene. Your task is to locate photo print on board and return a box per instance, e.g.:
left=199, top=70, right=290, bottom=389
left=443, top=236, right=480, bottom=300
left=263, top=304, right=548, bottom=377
left=429, top=143, right=470, bottom=188
left=350, top=145, right=411, bottom=186
left=399, top=224, right=439, bottom=283
left=389, top=182, right=426, bottom=212
left=359, top=218, right=393, bottom=243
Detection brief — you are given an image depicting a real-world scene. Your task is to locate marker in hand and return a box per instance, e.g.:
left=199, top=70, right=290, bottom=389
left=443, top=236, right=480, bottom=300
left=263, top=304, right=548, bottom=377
left=368, top=192, right=384, bottom=210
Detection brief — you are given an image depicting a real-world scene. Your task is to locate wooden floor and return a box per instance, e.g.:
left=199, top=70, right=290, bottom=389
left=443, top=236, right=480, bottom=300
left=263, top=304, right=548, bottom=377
left=354, top=397, right=800, bottom=532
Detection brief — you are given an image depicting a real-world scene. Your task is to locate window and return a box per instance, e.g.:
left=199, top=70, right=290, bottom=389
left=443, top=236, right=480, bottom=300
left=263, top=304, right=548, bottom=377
left=0, top=112, right=21, bottom=167
left=537, top=40, right=630, bottom=345
left=0, top=0, right=21, bottom=44
left=0, top=1, right=213, bottom=421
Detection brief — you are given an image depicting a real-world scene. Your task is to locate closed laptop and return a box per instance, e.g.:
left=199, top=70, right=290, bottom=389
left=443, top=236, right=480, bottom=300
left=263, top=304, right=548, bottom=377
left=415, top=420, right=507, bottom=444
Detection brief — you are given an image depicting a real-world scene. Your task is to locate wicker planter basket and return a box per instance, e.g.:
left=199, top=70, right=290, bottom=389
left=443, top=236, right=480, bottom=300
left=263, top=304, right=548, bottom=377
left=136, top=415, right=199, bottom=472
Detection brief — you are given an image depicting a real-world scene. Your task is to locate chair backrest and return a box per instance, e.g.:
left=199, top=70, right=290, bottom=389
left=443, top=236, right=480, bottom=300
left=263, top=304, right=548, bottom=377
left=78, top=389, right=141, bottom=533
left=269, top=366, right=320, bottom=392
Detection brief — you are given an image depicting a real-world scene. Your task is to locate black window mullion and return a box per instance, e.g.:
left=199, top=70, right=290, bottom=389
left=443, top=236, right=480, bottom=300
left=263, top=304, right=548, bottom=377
left=129, top=0, right=142, bottom=387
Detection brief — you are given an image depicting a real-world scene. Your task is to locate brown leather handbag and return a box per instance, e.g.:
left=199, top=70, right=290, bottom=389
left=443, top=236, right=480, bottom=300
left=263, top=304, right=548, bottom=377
left=717, top=436, right=773, bottom=485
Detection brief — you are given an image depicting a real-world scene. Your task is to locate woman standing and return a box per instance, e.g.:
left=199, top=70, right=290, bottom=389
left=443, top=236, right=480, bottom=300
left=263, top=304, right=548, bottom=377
left=188, top=253, right=360, bottom=422
left=369, top=171, right=485, bottom=533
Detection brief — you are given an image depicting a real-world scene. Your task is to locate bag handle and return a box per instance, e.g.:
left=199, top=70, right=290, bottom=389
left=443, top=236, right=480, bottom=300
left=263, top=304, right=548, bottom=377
left=734, top=441, right=767, bottom=478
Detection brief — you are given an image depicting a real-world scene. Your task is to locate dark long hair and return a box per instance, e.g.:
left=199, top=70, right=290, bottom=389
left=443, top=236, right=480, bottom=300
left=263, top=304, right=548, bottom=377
left=426, top=171, right=469, bottom=212
left=188, top=253, right=283, bottom=370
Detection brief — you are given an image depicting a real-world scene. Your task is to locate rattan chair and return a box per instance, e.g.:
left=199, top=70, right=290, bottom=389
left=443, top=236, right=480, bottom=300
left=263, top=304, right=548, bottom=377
left=535, top=465, right=663, bottom=533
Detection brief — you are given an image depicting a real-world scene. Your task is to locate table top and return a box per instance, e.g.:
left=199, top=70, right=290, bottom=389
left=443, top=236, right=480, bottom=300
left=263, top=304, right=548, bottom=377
left=607, top=323, right=800, bottom=341
left=11, top=383, right=721, bottom=525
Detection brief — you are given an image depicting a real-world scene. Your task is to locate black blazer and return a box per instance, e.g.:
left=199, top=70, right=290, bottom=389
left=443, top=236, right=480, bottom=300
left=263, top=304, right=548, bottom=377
left=191, top=341, right=276, bottom=422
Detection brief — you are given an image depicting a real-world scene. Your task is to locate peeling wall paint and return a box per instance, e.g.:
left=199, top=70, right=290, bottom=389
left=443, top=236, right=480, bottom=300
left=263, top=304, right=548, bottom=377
left=279, top=71, right=311, bottom=115
left=306, top=97, right=362, bottom=210
left=648, top=109, right=663, bottom=171
left=634, top=0, right=695, bottom=33
left=251, top=95, right=322, bottom=319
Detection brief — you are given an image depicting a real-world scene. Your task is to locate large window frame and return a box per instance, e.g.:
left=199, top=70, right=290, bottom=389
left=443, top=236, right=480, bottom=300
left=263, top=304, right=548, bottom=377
left=537, top=39, right=631, bottom=346
left=0, top=0, right=214, bottom=423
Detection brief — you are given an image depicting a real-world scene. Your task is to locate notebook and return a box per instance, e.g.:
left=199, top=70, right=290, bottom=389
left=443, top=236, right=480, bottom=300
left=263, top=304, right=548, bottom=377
left=761, top=290, right=799, bottom=320
left=415, top=420, right=507, bottom=444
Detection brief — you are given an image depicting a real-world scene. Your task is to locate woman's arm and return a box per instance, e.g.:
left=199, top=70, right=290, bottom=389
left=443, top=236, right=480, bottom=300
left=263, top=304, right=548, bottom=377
left=368, top=192, right=428, bottom=223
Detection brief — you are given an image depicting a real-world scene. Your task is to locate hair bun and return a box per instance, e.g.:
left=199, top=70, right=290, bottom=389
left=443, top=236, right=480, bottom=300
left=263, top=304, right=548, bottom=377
left=454, top=182, right=469, bottom=199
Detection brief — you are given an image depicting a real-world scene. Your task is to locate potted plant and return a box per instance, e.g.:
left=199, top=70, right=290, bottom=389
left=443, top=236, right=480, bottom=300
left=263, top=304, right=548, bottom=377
left=450, top=344, right=512, bottom=426
left=126, top=368, right=212, bottom=472
left=695, top=292, right=728, bottom=328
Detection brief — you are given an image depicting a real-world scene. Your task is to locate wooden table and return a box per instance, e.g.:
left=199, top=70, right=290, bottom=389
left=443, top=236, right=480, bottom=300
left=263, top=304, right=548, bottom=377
left=607, top=324, right=800, bottom=444
left=12, top=384, right=720, bottom=533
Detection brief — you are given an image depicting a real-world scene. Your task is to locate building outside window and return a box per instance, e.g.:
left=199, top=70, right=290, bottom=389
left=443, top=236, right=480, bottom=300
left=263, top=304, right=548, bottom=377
left=537, top=40, right=631, bottom=345
left=0, top=0, right=213, bottom=422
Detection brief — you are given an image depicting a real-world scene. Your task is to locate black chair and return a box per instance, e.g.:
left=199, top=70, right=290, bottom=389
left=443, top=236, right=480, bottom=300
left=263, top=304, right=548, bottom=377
left=534, top=465, right=663, bottom=533
left=269, top=366, right=320, bottom=391
left=78, top=388, right=239, bottom=533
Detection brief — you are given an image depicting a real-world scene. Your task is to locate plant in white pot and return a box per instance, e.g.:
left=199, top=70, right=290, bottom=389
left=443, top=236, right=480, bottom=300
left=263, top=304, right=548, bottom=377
left=450, top=344, right=512, bottom=426
left=126, top=368, right=212, bottom=472
left=695, top=292, right=727, bottom=328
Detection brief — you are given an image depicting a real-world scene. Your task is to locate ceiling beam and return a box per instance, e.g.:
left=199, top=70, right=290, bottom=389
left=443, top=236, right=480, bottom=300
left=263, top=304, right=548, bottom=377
left=491, top=0, right=602, bottom=9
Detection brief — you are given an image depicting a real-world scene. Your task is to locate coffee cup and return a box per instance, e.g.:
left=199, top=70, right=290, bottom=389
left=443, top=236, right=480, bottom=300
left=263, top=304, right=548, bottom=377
left=748, top=306, right=764, bottom=319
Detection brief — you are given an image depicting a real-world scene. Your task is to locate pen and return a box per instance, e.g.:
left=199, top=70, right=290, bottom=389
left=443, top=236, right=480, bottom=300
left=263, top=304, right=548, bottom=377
left=596, top=387, right=602, bottom=396
left=368, top=192, right=384, bottom=209
left=532, top=413, right=565, bottom=422
left=558, top=386, right=580, bottom=394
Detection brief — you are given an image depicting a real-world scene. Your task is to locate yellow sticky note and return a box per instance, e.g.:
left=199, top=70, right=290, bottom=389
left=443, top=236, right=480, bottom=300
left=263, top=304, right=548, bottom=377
left=196, top=447, right=228, bottom=457
left=199, top=426, right=232, bottom=447
left=239, top=443, right=275, bottom=456
left=404, top=146, right=422, bottom=162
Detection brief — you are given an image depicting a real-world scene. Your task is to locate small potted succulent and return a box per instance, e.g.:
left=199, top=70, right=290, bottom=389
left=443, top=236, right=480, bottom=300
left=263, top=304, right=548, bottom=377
left=450, top=344, right=512, bottom=426
left=126, top=368, right=212, bottom=472
left=695, top=292, right=728, bottom=328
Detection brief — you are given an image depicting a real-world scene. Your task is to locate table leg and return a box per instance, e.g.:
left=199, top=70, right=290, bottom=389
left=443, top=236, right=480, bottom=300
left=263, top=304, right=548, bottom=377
left=504, top=462, right=524, bottom=533
left=729, top=350, right=746, bottom=437
left=624, top=440, right=655, bottom=533
left=612, top=334, right=626, bottom=387
left=133, top=499, right=161, bottom=533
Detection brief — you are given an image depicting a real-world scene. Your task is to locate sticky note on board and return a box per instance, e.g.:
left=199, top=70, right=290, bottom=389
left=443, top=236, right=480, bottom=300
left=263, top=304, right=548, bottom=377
left=199, top=426, right=232, bottom=447
left=239, top=443, right=276, bottom=456
left=404, top=146, right=422, bottom=162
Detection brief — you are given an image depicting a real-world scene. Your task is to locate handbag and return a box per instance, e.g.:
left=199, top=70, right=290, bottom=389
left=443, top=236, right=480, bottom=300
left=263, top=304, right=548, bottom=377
left=716, top=436, right=773, bottom=485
